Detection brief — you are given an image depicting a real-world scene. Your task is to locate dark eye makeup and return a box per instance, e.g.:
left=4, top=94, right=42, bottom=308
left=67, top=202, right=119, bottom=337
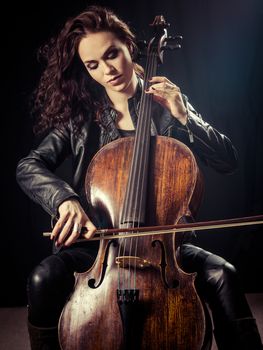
left=86, top=48, right=120, bottom=70
left=107, top=48, right=119, bottom=59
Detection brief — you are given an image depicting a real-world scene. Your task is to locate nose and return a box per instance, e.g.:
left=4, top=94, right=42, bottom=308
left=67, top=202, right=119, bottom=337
left=102, top=60, right=115, bottom=75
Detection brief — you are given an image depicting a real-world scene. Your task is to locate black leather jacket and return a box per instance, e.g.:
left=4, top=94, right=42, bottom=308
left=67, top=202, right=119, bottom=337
left=16, top=82, right=238, bottom=219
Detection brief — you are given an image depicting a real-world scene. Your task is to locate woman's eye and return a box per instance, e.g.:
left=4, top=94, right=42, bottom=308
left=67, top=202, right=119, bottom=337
left=107, top=49, right=119, bottom=59
left=85, top=49, right=119, bottom=70
left=87, top=64, right=98, bottom=71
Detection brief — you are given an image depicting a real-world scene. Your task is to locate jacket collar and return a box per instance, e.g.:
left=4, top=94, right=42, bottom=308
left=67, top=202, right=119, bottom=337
left=100, top=75, right=143, bottom=114
left=99, top=75, right=142, bottom=133
left=99, top=76, right=157, bottom=146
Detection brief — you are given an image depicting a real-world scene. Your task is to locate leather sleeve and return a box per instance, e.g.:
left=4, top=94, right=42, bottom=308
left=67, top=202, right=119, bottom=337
left=16, top=127, right=79, bottom=217
left=172, top=100, right=238, bottom=174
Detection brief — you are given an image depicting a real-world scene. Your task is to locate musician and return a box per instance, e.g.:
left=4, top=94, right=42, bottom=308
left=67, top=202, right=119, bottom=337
left=16, top=5, right=262, bottom=350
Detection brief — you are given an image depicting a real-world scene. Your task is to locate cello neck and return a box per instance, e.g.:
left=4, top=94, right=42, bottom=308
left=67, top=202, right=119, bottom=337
left=120, top=19, right=168, bottom=226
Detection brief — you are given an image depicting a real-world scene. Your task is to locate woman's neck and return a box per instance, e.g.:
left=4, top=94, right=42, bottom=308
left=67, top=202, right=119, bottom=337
left=106, top=71, right=138, bottom=109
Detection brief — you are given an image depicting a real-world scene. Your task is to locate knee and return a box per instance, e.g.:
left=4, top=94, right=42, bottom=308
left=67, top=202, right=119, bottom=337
left=27, top=255, right=75, bottom=299
left=28, top=264, right=52, bottom=295
left=27, top=256, right=75, bottom=327
left=223, top=261, right=237, bottom=277
left=207, top=260, right=238, bottom=292
left=219, top=262, right=237, bottom=284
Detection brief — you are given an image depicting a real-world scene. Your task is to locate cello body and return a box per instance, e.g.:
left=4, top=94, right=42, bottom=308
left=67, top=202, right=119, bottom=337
left=58, top=136, right=208, bottom=349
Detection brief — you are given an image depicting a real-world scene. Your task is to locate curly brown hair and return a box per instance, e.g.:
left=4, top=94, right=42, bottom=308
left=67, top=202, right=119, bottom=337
left=32, top=5, right=144, bottom=135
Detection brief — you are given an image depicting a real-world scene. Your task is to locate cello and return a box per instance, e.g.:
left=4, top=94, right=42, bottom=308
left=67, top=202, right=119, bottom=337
left=58, top=15, right=215, bottom=350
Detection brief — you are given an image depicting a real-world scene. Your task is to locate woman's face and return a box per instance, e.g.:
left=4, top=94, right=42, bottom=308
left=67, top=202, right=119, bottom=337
left=78, top=31, right=136, bottom=95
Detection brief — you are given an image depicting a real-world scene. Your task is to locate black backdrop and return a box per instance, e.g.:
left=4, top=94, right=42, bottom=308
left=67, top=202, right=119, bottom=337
left=3, top=0, right=263, bottom=306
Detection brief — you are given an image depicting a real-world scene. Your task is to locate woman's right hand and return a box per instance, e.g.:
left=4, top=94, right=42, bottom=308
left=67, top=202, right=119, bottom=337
left=50, top=199, right=97, bottom=247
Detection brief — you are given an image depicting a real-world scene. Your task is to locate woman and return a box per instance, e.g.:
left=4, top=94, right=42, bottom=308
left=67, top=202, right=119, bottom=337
left=16, top=5, right=262, bottom=350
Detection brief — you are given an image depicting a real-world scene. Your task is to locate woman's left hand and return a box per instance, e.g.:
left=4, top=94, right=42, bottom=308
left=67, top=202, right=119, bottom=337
left=145, top=76, right=188, bottom=125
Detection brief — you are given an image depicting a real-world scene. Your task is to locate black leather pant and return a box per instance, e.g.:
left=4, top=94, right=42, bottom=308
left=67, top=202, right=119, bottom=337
left=27, top=242, right=253, bottom=330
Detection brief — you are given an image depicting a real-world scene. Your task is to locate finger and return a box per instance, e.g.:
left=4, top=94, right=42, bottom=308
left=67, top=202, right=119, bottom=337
left=51, top=214, right=68, bottom=240
left=145, top=85, right=169, bottom=100
left=147, top=79, right=168, bottom=92
left=149, top=81, right=180, bottom=92
left=56, top=219, right=74, bottom=246
left=63, top=222, right=82, bottom=246
left=63, top=231, right=80, bottom=247
left=82, top=220, right=97, bottom=240
left=148, top=76, right=171, bottom=84
left=145, top=89, right=166, bottom=99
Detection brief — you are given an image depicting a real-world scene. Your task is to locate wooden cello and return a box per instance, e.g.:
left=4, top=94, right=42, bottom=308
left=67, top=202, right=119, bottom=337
left=58, top=16, right=210, bottom=349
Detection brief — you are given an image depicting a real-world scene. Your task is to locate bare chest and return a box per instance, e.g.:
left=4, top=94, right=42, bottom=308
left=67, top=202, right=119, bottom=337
left=116, top=111, right=135, bottom=131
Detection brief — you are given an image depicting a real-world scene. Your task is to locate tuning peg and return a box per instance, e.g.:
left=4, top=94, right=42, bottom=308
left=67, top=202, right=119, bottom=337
left=161, top=43, right=182, bottom=51
left=161, top=35, right=183, bottom=51
left=164, top=35, right=183, bottom=44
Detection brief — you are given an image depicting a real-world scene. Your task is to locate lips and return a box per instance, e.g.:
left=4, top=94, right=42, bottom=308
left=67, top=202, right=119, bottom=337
left=107, top=74, right=122, bottom=84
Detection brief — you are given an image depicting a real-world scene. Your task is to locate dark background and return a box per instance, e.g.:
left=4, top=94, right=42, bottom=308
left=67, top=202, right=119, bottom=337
left=2, top=0, right=263, bottom=306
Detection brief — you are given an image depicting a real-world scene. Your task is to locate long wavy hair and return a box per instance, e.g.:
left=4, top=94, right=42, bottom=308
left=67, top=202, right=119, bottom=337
left=32, top=5, right=144, bottom=135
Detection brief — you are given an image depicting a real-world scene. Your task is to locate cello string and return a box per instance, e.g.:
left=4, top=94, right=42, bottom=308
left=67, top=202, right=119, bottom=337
left=130, top=49, right=153, bottom=290
left=120, top=226, right=129, bottom=290
left=117, top=207, right=123, bottom=290
left=132, top=49, right=156, bottom=290
left=121, top=47, right=153, bottom=290
left=135, top=50, right=156, bottom=290
left=117, top=224, right=123, bottom=291
left=116, top=44, right=156, bottom=292
left=118, top=50, right=152, bottom=291
left=131, top=51, right=153, bottom=290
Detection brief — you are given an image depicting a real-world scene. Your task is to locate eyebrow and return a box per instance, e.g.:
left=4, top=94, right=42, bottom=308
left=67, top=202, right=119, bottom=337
left=84, top=45, right=117, bottom=64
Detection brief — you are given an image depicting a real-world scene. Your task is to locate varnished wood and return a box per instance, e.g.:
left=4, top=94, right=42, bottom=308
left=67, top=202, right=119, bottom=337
left=58, top=136, right=207, bottom=349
